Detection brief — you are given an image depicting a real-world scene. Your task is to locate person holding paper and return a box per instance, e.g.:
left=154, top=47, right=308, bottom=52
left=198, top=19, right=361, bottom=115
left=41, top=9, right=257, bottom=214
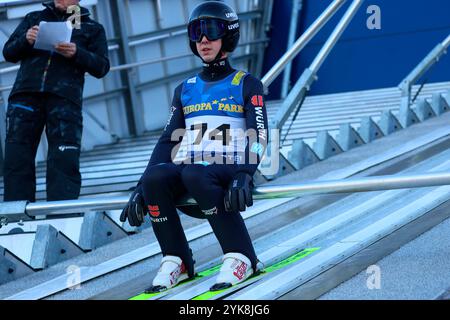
left=2, top=0, right=110, bottom=202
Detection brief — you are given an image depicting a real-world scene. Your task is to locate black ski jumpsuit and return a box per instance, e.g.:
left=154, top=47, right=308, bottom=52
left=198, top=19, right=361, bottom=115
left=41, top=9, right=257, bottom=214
left=140, top=59, right=268, bottom=276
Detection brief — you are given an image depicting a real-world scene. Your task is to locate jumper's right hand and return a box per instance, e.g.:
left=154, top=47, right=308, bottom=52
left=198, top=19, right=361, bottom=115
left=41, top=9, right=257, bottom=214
left=26, top=25, right=39, bottom=45
left=120, top=185, right=148, bottom=227
left=224, top=172, right=254, bottom=212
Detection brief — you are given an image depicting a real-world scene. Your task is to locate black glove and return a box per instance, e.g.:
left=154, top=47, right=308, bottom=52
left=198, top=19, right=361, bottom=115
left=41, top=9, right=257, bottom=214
left=120, top=185, right=147, bottom=227
left=224, top=172, right=254, bottom=212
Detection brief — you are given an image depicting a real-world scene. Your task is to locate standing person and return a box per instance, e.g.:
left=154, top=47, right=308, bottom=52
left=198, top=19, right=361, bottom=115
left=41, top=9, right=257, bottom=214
left=2, top=0, right=110, bottom=202
left=120, top=1, right=268, bottom=293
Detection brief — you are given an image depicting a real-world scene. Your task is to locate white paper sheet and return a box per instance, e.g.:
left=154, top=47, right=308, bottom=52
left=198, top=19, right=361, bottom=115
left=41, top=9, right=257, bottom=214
left=34, top=21, right=73, bottom=52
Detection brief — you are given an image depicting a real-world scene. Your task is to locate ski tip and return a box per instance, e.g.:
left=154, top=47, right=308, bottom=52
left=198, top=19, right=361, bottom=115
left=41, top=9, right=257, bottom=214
left=210, top=282, right=232, bottom=292
left=145, top=285, right=167, bottom=294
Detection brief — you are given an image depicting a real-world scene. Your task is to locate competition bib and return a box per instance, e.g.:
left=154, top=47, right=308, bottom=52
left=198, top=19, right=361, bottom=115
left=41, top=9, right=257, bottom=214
left=179, top=70, right=248, bottom=162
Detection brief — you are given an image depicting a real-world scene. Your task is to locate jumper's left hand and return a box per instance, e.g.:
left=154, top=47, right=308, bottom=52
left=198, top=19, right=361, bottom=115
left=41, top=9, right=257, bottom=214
left=55, top=42, right=77, bottom=58
left=224, top=172, right=254, bottom=212
left=120, top=184, right=147, bottom=227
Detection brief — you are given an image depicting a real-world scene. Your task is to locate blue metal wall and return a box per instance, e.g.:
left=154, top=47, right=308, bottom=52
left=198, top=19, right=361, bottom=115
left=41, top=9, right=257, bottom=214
left=263, top=0, right=450, bottom=99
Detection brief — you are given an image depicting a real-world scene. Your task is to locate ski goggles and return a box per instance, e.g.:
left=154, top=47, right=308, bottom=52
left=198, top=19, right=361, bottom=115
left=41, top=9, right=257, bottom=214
left=188, top=18, right=227, bottom=42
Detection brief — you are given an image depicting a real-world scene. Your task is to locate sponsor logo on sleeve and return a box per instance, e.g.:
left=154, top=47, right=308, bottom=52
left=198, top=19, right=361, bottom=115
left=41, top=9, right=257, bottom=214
left=148, top=205, right=168, bottom=223
left=148, top=205, right=160, bottom=217
left=251, top=95, right=267, bottom=141
left=251, top=95, right=264, bottom=107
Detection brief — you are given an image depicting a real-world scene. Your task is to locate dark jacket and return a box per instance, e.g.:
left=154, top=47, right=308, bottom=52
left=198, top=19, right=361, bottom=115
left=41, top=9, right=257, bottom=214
left=3, top=2, right=110, bottom=106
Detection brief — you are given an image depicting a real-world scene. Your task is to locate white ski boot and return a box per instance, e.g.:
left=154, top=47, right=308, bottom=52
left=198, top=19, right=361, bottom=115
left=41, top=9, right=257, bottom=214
left=146, top=255, right=189, bottom=293
left=210, top=252, right=254, bottom=291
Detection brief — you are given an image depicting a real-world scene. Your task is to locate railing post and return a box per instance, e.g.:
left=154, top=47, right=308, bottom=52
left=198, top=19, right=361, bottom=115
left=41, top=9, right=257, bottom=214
left=309, top=0, right=363, bottom=73
left=110, top=0, right=142, bottom=137
left=253, top=0, right=274, bottom=78
left=398, top=34, right=450, bottom=126
left=0, top=95, right=5, bottom=177
left=0, top=138, right=3, bottom=177
left=271, top=0, right=363, bottom=131
left=281, top=0, right=304, bottom=98
left=261, top=0, right=347, bottom=89
left=271, top=68, right=314, bottom=129
left=398, top=83, right=412, bottom=127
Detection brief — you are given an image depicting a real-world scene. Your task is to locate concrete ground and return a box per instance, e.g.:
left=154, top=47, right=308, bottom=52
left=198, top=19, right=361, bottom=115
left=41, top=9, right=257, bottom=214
left=319, top=216, right=450, bottom=300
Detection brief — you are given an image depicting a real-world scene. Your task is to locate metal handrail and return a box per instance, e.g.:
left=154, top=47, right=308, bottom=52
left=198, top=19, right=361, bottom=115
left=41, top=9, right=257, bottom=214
left=398, top=34, right=450, bottom=118
left=281, top=0, right=304, bottom=99
left=0, top=39, right=269, bottom=92
left=261, top=0, right=347, bottom=88
left=2, top=171, right=450, bottom=224
left=271, top=0, right=363, bottom=131
left=0, top=0, right=45, bottom=7
left=0, top=10, right=263, bottom=76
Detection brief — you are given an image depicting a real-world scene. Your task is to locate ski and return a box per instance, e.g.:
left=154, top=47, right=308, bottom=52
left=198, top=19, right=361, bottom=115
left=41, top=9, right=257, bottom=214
left=129, top=264, right=222, bottom=300
left=130, top=247, right=320, bottom=300
left=191, top=247, right=320, bottom=300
